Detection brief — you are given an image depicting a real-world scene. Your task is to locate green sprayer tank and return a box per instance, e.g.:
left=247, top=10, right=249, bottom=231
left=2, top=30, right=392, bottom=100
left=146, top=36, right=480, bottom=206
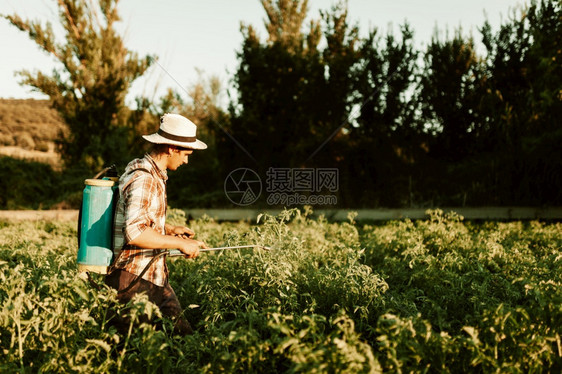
left=77, top=176, right=119, bottom=274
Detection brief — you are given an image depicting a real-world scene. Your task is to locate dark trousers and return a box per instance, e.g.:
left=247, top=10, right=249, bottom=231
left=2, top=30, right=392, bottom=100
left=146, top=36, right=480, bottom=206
left=105, top=269, right=193, bottom=336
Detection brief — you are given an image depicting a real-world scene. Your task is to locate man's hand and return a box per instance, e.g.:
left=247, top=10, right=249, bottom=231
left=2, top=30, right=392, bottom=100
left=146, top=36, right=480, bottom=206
left=166, top=224, right=195, bottom=239
left=166, top=224, right=207, bottom=258
left=178, top=238, right=208, bottom=258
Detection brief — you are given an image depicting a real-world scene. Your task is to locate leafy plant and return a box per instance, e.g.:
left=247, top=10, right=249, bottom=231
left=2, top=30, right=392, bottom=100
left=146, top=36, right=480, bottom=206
left=1, top=209, right=561, bottom=372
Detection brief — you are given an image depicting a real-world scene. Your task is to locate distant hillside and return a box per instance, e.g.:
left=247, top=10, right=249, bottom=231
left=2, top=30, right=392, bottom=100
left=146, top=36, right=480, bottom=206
left=0, top=99, right=66, bottom=168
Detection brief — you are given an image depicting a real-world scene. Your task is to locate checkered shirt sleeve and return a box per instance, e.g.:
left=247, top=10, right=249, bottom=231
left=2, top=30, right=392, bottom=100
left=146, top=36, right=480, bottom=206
left=111, top=156, right=169, bottom=286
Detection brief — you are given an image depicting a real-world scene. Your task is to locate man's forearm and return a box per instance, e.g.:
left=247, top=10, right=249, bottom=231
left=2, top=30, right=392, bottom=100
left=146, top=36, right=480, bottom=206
left=128, top=227, right=187, bottom=249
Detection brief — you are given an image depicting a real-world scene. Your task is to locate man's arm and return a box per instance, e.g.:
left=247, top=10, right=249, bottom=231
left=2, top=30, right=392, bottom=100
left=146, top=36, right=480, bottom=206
left=121, top=170, right=206, bottom=258
left=129, top=227, right=206, bottom=258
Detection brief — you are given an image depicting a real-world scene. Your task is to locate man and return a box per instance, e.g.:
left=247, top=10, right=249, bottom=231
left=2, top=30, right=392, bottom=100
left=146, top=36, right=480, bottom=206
left=106, top=113, right=208, bottom=336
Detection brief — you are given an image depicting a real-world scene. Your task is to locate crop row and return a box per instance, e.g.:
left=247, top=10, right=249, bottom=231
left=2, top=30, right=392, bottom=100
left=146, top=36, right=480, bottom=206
left=0, top=209, right=561, bottom=372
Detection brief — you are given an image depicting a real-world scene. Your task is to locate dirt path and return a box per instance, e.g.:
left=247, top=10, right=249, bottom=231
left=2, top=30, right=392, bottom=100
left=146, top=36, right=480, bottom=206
left=0, top=210, right=78, bottom=221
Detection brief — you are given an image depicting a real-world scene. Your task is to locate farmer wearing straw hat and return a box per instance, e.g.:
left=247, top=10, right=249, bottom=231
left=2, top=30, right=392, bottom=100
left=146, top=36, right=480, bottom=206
left=105, top=113, right=208, bottom=336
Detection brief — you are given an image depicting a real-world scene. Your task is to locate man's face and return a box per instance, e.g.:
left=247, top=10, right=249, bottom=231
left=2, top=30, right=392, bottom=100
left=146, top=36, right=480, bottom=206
left=167, top=148, right=194, bottom=170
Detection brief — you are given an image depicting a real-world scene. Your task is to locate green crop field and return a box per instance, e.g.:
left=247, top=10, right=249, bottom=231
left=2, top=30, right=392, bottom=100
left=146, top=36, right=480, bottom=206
left=1, top=209, right=561, bottom=372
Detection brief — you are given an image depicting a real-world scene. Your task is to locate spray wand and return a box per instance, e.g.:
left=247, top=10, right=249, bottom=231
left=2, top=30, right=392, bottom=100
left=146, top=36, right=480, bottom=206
left=167, top=245, right=271, bottom=257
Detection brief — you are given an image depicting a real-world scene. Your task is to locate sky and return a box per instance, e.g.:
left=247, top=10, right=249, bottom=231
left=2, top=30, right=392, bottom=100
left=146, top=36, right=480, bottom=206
left=0, top=0, right=524, bottom=105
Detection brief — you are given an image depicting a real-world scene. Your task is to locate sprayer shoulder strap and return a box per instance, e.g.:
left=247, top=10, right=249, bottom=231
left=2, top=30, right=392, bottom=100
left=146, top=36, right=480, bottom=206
left=122, top=166, right=152, bottom=183
left=122, top=166, right=166, bottom=193
left=133, top=167, right=152, bottom=175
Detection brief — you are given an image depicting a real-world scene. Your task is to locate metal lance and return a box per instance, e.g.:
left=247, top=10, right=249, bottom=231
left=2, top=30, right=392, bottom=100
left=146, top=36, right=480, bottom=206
left=168, top=245, right=271, bottom=257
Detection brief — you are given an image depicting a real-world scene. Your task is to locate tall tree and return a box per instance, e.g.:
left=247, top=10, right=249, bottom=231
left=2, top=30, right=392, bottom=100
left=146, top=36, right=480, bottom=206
left=261, top=0, right=310, bottom=53
left=315, top=2, right=361, bottom=158
left=227, top=0, right=324, bottom=172
left=345, top=24, right=420, bottom=207
left=4, top=0, right=153, bottom=171
left=419, top=31, right=486, bottom=161
left=156, top=71, right=228, bottom=208
left=226, top=0, right=361, bottom=176
left=479, top=0, right=562, bottom=204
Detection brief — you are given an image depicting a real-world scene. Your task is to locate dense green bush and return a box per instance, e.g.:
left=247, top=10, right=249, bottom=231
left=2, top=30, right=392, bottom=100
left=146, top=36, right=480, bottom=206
left=0, top=157, right=86, bottom=209
left=0, top=156, right=224, bottom=209
left=0, top=157, right=61, bottom=209
left=0, top=209, right=561, bottom=372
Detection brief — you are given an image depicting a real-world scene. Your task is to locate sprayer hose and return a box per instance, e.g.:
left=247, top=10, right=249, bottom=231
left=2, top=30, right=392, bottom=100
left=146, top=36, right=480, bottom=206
left=116, top=251, right=168, bottom=294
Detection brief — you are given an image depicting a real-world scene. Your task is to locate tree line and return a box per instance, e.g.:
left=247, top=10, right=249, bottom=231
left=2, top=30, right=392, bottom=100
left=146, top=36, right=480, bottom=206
left=4, top=0, right=561, bottom=208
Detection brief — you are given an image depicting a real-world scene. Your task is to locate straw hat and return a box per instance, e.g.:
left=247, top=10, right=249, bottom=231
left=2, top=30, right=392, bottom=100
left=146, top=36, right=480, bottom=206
left=142, top=113, right=207, bottom=150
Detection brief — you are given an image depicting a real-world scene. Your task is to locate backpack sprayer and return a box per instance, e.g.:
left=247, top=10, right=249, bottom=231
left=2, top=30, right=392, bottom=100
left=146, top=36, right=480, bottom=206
left=76, top=165, right=119, bottom=274
left=76, top=166, right=269, bottom=276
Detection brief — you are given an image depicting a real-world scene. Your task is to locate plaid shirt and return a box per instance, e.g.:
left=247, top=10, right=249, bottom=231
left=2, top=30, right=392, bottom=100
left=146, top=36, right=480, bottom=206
left=111, top=154, right=169, bottom=286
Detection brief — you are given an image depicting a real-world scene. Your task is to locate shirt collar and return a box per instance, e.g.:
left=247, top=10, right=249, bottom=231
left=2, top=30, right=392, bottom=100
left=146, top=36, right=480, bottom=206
left=144, top=153, right=168, bottom=181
